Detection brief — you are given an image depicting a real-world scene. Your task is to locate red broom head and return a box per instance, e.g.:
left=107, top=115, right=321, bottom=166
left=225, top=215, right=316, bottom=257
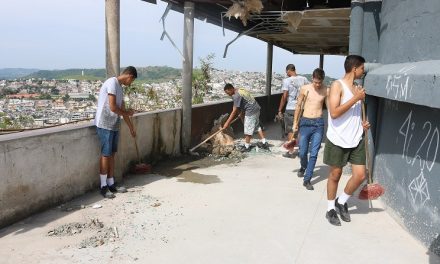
left=283, top=139, right=297, bottom=150
left=130, top=163, right=152, bottom=174
left=359, top=183, right=385, bottom=200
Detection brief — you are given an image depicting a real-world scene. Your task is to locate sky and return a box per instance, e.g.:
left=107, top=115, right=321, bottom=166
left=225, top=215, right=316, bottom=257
left=0, top=0, right=346, bottom=78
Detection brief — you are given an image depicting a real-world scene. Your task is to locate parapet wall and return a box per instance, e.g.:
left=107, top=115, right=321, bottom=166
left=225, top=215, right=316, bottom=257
left=0, top=93, right=282, bottom=228
left=0, top=109, right=181, bottom=228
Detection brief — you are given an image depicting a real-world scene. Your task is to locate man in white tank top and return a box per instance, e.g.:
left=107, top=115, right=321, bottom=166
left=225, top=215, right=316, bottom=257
left=323, top=55, right=370, bottom=226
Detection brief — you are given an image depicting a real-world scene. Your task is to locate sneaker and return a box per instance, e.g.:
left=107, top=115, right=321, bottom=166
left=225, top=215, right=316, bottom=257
left=257, top=142, right=270, bottom=150
left=297, top=168, right=305, bottom=177
left=326, top=209, right=341, bottom=226
left=100, top=185, right=115, bottom=199
left=335, top=198, right=351, bottom=222
left=237, top=145, right=251, bottom=153
left=303, top=180, right=314, bottom=190
left=282, top=152, right=296, bottom=158
left=108, top=184, right=127, bottom=193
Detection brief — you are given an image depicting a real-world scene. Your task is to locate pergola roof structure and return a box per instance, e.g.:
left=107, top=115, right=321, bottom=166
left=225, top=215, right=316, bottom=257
left=147, top=0, right=351, bottom=55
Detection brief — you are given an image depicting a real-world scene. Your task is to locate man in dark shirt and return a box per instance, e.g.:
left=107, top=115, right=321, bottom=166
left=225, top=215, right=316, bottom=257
left=222, top=83, right=269, bottom=152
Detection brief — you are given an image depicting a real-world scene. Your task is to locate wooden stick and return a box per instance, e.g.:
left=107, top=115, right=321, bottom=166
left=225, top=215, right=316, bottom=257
left=189, top=117, right=239, bottom=153
left=362, top=102, right=373, bottom=184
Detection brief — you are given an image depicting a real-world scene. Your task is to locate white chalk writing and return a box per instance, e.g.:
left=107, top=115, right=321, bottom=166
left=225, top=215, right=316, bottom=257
left=408, top=170, right=430, bottom=206
left=399, top=111, right=439, bottom=172
left=399, top=110, right=439, bottom=206
left=385, top=66, right=415, bottom=101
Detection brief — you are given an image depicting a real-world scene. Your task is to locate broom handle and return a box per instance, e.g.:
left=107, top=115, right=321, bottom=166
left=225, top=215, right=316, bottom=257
left=292, top=90, right=309, bottom=141
left=134, top=138, right=141, bottom=163
left=361, top=102, right=373, bottom=184
left=128, top=116, right=141, bottom=163
left=189, top=116, right=239, bottom=152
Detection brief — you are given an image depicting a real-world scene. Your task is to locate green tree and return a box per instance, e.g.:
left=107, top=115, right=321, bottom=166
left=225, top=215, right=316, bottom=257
left=51, top=87, right=60, bottom=95
left=62, top=94, right=70, bottom=102
left=88, top=94, right=96, bottom=102
left=192, top=53, right=215, bottom=104
left=39, top=93, right=52, bottom=100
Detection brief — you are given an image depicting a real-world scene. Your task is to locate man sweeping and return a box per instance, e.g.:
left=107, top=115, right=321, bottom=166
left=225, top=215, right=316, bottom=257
left=222, top=83, right=269, bottom=152
left=95, top=66, right=137, bottom=198
left=324, top=55, right=370, bottom=226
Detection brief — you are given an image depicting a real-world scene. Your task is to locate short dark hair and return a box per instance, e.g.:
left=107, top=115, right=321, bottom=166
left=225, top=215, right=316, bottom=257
left=286, top=64, right=296, bottom=71
left=122, top=66, right=138, bottom=79
left=224, top=83, right=234, bottom=91
left=312, top=68, right=325, bottom=80
left=344, top=55, right=365, bottom=73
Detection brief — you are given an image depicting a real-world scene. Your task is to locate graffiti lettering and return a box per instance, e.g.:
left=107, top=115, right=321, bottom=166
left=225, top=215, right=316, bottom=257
left=399, top=111, right=439, bottom=172
left=385, top=66, right=415, bottom=101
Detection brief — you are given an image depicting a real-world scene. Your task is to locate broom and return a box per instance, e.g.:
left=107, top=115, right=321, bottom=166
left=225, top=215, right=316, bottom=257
left=128, top=117, right=151, bottom=174
left=283, top=90, right=309, bottom=150
left=359, top=102, right=385, bottom=200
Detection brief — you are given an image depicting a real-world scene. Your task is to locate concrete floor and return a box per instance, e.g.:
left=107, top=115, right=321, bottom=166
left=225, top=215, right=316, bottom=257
left=1, top=124, right=439, bottom=264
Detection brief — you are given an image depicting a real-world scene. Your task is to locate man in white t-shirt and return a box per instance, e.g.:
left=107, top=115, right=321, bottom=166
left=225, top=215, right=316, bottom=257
left=277, top=64, right=310, bottom=158
left=95, top=66, right=137, bottom=198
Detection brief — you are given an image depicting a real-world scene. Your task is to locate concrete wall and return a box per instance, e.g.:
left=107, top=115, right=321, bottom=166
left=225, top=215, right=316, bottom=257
left=191, top=94, right=282, bottom=144
left=0, top=94, right=282, bottom=228
left=0, top=109, right=181, bottom=228
left=356, top=0, right=440, bottom=254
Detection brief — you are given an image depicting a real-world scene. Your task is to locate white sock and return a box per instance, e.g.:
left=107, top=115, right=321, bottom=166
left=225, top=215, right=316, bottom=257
left=261, top=138, right=266, bottom=144
left=100, top=174, right=107, bottom=188
left=338, top=192, right=351, bottom=205
left=328, top=200, right=335, bottom=211
left=107, top=177, right=114, bottom=186
left=245, top=143, right=250, bottom=149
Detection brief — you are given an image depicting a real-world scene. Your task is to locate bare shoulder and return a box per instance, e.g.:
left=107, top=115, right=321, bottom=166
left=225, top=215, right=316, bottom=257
left=302, top=83, right=312, bottom=93
left=329, top=80, right=342, bottom=96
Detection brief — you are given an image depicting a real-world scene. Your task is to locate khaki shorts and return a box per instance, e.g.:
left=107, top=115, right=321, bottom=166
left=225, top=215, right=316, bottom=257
left=244, top=112, right=261, bottom=135
left=323, top=138, right=366, bottom=167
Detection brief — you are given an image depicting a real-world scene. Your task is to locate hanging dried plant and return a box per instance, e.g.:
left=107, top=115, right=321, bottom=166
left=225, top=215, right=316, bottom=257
left=224, top=0, right=263, bottom=26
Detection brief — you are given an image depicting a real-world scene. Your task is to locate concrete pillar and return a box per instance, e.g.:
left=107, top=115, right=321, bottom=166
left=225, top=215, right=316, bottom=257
left=182, top=1, right=194, bottom=152
left=265, top=43, right=273, bottom=96
left=349, top=0, right=364, bottom=55
left=265, top=43, right=273, bottom=122
left=319, top=54, right=324, bottom=69
left=105, top=0, right=120, bottom=78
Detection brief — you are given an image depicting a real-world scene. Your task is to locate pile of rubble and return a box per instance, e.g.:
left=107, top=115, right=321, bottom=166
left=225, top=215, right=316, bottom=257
left=198, top=114, right=245, bottom=159
left=48, top=218, right=120, bottom=248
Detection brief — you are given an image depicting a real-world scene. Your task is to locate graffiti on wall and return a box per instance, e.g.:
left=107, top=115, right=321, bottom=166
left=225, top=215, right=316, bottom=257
left=385, top=65, right=416, bottom=101
left=398, top=110, right=439, bottom=206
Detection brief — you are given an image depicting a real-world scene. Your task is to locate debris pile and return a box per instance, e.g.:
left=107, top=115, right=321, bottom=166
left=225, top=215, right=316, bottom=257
left=47, top=218, right=104, bottom=237
left=198, top=114, right=244, bottom=159
left=48, top=218, right=120, bottom=248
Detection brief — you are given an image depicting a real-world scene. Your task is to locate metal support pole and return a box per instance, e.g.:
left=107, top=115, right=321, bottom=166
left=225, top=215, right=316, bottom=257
left=105, top=0, right=120, bottom=78
left=182, top=1, right=194, bottom=152
left=265, top=43, right=273, bottom=122
left=265, top=43, right=273, bottom=96
left=319, top=54, right=324, bottom=69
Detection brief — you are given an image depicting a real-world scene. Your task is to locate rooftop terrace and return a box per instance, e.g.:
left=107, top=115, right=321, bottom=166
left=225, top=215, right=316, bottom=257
left=1, top=121, right=438, bottom=264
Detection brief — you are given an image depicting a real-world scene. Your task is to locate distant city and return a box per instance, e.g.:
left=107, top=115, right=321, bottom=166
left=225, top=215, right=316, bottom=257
left=0, top=68, right=288, bottom=131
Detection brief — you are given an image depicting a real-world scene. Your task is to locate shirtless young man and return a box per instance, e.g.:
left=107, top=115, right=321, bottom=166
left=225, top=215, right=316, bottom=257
left=293, top=68, right=328, bottom=190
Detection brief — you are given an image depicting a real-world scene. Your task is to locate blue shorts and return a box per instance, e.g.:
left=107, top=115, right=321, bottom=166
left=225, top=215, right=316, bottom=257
left=96, top=127, right=119, bottom=156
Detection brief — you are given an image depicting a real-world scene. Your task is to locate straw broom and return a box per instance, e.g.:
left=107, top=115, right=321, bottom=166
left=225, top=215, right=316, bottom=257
left=358, top=101, right=385, bottom=200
